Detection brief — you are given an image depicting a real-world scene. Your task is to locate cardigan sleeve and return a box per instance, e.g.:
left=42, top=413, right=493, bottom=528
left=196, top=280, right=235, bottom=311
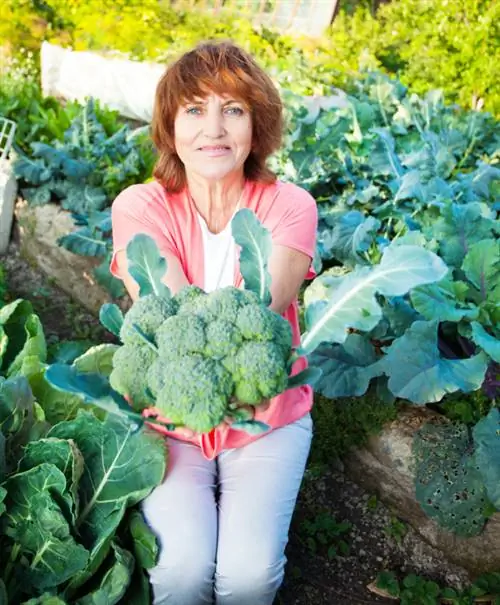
left=270, top=183, right=318, bottom=279
left=109, top=184, right=179, bottom=279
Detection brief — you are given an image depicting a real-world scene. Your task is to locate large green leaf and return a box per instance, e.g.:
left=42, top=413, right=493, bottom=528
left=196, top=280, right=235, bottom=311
left=470, top=323, right=500, bottom=362
left=7, top=314, right=47, bottom=378
left=432, top=203, right=498, bottom=268
left=377, top=320, right=489, bottom=404
left=309, top=334, right=379, bottom=398
left=19, top=438, right=84, bottom=524
left=411, top=279, right=479, bottom=323
left=44, top=364, right=146, bottom=429
left=48, top=341, right=94, bottom=364
left=1, top=463, right=89, bottom=591
left=75, top=542, right=134, bottom=605
left=0, top=376, right=41, bottom=472
left=128, top=510, right=158, bottom=570
left=462, top=239, right=500, bottom=303
left=47, top=411, right=166, bottom=592
left=231, top=208, right=272, bottom=305
left=301, top=244, right=448, bottom=355
left=73, top=344, right=120, bottom=377
left=0, top=300, right=34, bottom=373
left=58, top=228, right=108, bottom=257
left=28, top=370, right=86, bottom=425
left=93, top=259, right=126, bottom=299
left=324, top=211, right=380, bottom=267
left=126, top=234, right=170, bottom=298
left=472, top=408, right=500, bottom=509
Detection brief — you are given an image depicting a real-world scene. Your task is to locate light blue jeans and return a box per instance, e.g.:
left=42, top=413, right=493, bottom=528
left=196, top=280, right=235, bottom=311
left=141, top=413, right=313, bottom=605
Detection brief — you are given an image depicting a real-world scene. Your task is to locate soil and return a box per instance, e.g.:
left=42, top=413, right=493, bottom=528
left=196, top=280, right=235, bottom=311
left=2, top=238, right=471, bottom=605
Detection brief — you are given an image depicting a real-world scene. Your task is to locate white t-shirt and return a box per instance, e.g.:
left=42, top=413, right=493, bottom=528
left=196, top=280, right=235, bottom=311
left=197, top=214, right=236, bottom=293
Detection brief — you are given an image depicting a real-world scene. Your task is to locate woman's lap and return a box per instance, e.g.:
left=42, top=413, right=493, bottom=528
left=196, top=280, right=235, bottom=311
left=141, top=414, right=313, bottom=605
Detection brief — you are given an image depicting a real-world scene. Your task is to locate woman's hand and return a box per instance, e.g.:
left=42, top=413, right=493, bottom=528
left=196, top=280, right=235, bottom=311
left=124, top=394, right=197, bottom=439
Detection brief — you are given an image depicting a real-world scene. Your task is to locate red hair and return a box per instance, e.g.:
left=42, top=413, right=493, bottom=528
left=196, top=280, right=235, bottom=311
left=152, top=41, right=283, bottom=192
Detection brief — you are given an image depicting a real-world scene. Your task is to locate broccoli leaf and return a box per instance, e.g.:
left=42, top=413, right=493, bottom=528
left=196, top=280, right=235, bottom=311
left=472, top=408, right=500, bottom=508
left=301, top=244, right=448, bottom=355
left=470, top=322, right=500, bottom=362
left=287, top=366, right=323, bottom=389
left=99, top=304, right=124, bottom=338
left=128, top=510, right=158, bottom=570
left=377, top=320, right=489, bottom=404
left=232, top=208, right=272, bottom=305
left=126, top=234, right=171, bottom=299
left=230, top=420, right=269, bottom=434
left=75, top=542, right=134, bottom=605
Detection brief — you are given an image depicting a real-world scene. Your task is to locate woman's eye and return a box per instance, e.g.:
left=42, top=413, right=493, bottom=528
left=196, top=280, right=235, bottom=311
left=225, top=106, right=244, bottom=116
left=186, top=106, right=202, bottom=115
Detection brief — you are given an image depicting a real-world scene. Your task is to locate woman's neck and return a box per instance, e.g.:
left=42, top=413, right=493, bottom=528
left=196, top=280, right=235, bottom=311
left=187, top=174, right=246, bottom=234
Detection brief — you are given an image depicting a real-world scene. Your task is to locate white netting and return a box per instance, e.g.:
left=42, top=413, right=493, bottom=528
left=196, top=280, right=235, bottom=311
left=41, top=42, right=165, bottom=123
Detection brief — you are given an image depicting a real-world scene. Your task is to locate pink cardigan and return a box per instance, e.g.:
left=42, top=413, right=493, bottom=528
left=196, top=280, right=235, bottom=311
left=110, top=178, right=318, bottom=459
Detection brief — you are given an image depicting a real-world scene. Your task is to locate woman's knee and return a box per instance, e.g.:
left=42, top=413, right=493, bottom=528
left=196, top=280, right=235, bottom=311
left=215, top=552, right=285, bottom=603
left=149, top=554, right=215, bottom=605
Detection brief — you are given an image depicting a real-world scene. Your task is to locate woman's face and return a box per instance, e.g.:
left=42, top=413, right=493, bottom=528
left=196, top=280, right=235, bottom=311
left=174, top=92, right=252, bottom=183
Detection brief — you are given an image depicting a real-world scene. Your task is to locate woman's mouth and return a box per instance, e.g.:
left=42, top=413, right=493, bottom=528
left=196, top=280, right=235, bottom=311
left=198, top=146, right=231, bottom=157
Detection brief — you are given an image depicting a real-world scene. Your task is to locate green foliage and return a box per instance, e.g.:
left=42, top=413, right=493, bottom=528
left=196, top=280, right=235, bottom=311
left=384, top=516, right=408, bottom=544
left=280, top=76, right=500, bottom=406
left=0, top=297, right=165, bottom=603
left=308, top=393, right=398, bottom=470
left=376, top=570, right=500, bottom=605
left=298, top=511, right=351, bottom=559
left=13, top=99, right=148, bottom=211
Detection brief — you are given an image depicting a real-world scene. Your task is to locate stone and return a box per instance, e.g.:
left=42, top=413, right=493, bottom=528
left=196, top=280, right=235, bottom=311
left=0, top=160, right=18, bottom=254
left=14, top=200, right=128, bottom=315
left=343, top=405, right=500, bottom=576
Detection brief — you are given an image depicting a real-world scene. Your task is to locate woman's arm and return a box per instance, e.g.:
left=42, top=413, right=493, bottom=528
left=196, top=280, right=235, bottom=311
left=267, top=244, right=312, bottom=315
left=114, top=248, right=190, bottom=303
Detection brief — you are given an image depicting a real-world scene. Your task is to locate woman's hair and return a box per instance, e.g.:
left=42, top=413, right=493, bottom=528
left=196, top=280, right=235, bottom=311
left=152, top=41, right=284, bottom=192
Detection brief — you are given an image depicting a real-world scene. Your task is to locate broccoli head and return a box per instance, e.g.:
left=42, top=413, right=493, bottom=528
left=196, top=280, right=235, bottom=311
left=154, top=354, right=234, bottom=433
left=109, top=344, right=157, bottom=410
left=120, top=294, right=178, bottom=346
left=108, top=283, right=297, bottom=431
left=231, top=341, right=289, bottom=404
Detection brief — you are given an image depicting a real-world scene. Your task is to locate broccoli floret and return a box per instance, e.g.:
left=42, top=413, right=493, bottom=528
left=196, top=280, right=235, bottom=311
left=155, top=355, right=233, bottom=433
left=205, top=319, right=243, bottom=359
left=202, top=287, right=252, bottom=324
left=232, top=341, right=288, bottom=404
left=120, top=294, right=178, bottom=346
left=236, top=304, right=277, bottom=340
left=109, top=344, right=157, bottom=410
left=146, top=357, right=171, bottom=397
left=156, top=315, right=206, bottom=358
left=236, top=304, right=293, bottom=357
left=174, top=285, right=207, bottom=315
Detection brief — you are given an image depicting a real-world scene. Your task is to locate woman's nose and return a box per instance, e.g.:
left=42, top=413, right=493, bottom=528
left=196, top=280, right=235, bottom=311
left=203, top=109, right=225, bottom=138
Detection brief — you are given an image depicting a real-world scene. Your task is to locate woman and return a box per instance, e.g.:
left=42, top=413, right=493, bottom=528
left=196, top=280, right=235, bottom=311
left=110, top=41, right=318, bottom=605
